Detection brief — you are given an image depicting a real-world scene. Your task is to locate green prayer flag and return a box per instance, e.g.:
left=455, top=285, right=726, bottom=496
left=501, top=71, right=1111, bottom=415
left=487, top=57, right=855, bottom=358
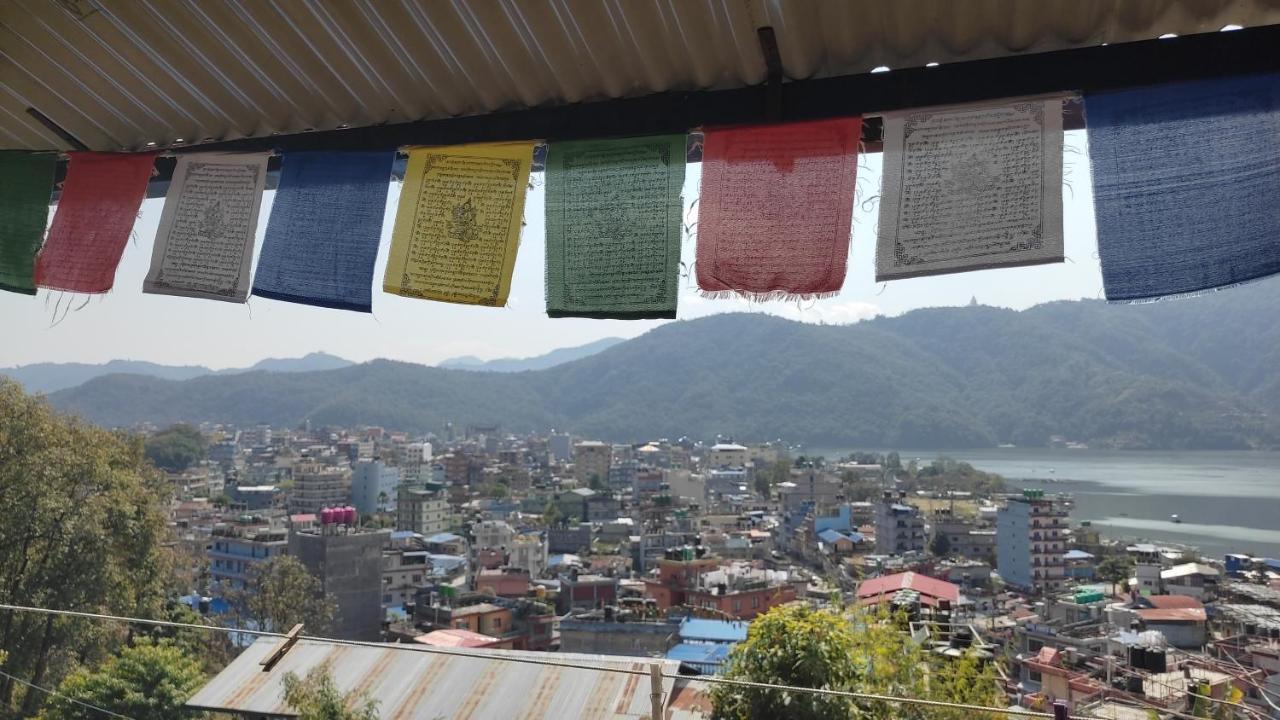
left=545, top=135, right=685, bottom=319
left=0, top=152, right=56, bottom=295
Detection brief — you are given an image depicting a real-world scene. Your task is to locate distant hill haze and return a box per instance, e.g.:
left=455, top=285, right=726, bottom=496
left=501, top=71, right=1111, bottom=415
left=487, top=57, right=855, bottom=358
left=39, top=278, right=1280, bottom=450
left=2, top=352, right=353, bottom=394
left=439, top=337, right=624, bottom=372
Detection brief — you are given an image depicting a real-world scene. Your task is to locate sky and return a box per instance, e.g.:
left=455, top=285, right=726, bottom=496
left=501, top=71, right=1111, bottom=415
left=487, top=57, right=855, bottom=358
left=0, top=132, right=1103, bottom=370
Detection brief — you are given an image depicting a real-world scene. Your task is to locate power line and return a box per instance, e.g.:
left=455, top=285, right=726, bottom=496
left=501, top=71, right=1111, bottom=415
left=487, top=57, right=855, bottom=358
left=0, top=602, right=1094, bottom=719
left=0, top=668, right=134, bottom=720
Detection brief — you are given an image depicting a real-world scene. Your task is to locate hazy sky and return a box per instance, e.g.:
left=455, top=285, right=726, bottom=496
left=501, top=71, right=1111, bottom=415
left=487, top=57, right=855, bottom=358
left=0, top=132, right=1102, bottom=370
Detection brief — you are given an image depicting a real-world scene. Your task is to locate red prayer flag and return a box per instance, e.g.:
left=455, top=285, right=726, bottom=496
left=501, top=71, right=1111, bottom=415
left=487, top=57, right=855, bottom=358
left=35, top=151, right=156, bottom=293
left=696, top=118, right=861, bottom=299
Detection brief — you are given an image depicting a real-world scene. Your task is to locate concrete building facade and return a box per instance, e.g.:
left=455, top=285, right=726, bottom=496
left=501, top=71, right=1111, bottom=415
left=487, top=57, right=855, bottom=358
left=997, top=490, right=1068, bottom=595
left=289, top=526, right=392, bottom=641
left=573, top=441, right=612, bottom=488
left=873, top=494, right=926, bottom=556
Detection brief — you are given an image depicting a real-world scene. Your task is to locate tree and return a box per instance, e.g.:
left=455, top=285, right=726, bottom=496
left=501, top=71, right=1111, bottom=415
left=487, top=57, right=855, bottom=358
left=1098, top=555, right=1134, bottom=596
left=542, top=500, right=562, bottom=528
left=225, top=556, right=335, bottom=634
left=282, top=662, right=379, bottom=720
left=144, top=424, right=206, bottom=472
left=711, top=604, right=1003, bottom=720
left=588, top=473, right=605, bottom=491
left=35, top=640, right=206, bottom=720
left=0, top=381, right=174, bottom=716
left=930, top=533, right=952, bottom=558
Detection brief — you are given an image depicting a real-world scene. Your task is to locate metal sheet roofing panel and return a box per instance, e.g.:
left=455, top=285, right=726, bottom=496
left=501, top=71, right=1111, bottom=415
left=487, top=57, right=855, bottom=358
left=186, top=637, right=698, bottom=719
left=5, top=1, right=1280, bottom=152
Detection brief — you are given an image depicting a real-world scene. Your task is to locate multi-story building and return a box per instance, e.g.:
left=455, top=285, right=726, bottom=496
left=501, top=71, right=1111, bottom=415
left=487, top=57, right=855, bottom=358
left=931, top=509, right=997, bottom=562
left=508, top=533, right=548, bottom=576
left=350, top=460, right=400, bottom=516
left=289, top=523, right=392, bottom=641
left=874, top=493, right=927, bottom=556
left=642, top=549, right=797, bottom=620
left=997, top=489, right=1069, bottom=595
left=397, top=441, right=432, bottom=485
left=473, top=520, right=515, bottom=554
left=573, top=441, right=612, bottom=488
left=396, top=487, right=449, bottom=536
left=208, top=517, right=288, bottom=590
left=287, top=462, right=352, bottom=514
left=707, top=443, right=748, bottom=469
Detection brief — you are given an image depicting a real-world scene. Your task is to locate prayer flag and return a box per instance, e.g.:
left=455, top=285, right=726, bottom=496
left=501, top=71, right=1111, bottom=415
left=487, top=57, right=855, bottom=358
left=0, top=152, right=55, bottom=295
left=144, top=152, right=270, bottom=302
left=383, top=142, right=535, bottom=307
left=876, top=99, right=1064, bottom=281
left=696, top=118, right=860, bottom=300
left=545, top=135, right=685, bottom=319
left=252, top=151, right=394, bottom=312
left=35, top=151, right=156, bottom=294
left=1086, top=74, right=1280, bottom=301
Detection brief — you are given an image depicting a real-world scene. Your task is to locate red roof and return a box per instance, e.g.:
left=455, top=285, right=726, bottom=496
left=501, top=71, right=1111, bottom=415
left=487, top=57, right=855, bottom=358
left=1137, top=608, right=1206, bottom=623
left=856, top=572, right=959, bottom=607
left=1144, top=595, right=1203, bottom=610
left=413, top=628, right=504, bottom=648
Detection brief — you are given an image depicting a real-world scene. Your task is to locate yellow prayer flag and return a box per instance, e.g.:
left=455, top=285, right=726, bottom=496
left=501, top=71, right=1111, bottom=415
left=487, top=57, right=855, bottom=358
left=384, top=141, right=536, bottom=306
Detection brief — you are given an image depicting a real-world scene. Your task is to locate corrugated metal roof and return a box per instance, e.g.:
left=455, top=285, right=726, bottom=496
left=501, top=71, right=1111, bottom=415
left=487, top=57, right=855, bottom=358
left=186, top=637, right=708, bottom=719
left=5, top=0, right=1280, bottom=152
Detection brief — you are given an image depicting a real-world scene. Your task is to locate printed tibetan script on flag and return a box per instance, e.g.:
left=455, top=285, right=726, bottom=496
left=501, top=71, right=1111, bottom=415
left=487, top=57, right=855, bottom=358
left=1086, top=74, right=1280, bottom=301
left=876, top=99, right=1064, bottom=282
left=545, top=135, right=685, bottom=319
left=35, top=151, right=156, bottom=294
left=145, top=152, right=270, bottom=302
left=696, top=118, right=860, bottom=300
left=252, top=151, right=393, bottom=313
left=383, top=142, right=534, bottom=307
left=0, top=152, right=55, bottom=295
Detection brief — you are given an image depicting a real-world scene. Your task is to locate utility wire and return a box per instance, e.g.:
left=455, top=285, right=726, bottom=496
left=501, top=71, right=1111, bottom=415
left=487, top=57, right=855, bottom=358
left=0, top=602, right=1094, bottom=719
left=0, top=668, right=134, bottom=720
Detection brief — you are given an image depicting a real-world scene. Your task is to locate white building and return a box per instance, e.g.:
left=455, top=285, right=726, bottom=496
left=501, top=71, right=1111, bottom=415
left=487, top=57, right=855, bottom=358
left=509, top=533, right=548, bottom=576
left=473, top=520, right=515, bottom=554
left=873, top=493, right=926, bottom=556
left=351, top=460, right=400, bottom=516
left=997, top=490, right=1068, bottom=595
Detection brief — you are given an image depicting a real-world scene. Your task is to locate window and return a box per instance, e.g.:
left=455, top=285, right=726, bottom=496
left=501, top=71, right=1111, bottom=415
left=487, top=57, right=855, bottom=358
left=492, top=618, right=501, bottom=630
left=1028, top=670, right=1042, bottom=683
left=382, top=594, right=391, bottom=603
left=752, top=596, right=760, bottom=609
left=412, top=574, right=422, bottom=583
left=733, top=599, right=742, bottom=613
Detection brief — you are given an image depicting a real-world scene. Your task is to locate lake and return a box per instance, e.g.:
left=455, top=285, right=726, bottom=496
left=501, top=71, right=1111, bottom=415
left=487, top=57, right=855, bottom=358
left=820, top=448, right=1280, bottom=560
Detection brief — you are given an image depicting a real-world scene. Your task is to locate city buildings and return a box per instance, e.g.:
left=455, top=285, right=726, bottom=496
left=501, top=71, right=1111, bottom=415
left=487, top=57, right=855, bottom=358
left=287, top=462, right=352, bottom=514
left=997, top=489, right=1068, bottom=595
left=573, top=440, right=611, bottom=487
left=396, top=486, right=449, bottom=536
left=350, top=460, right=399, bottom=516
left=874, top=492, right=926, bottom=556
left=208, top=516, right=288, bottom=590
left=289, top=521, right=392, bottom=641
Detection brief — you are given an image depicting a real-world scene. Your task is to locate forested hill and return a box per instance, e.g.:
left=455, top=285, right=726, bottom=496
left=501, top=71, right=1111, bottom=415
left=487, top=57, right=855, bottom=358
left=47, top=278, right=1280, bottom=450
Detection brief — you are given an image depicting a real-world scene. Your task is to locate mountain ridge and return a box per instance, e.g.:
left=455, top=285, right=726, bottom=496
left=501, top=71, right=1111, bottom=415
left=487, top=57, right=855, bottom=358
left=438, top=337, right=625, bottom=372
left=1, top=352, right=354, bottom=394
left=42, top=279, right=1280, bottom=450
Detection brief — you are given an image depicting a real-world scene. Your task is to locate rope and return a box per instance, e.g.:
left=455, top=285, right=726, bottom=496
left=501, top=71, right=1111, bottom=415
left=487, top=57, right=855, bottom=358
left=0, top=603, right=1095, bottom=718
left=0, top=668, right=134, bottom=720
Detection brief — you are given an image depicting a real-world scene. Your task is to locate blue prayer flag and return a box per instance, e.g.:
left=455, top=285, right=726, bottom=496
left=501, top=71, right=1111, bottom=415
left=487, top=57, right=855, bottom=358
left=1086, top=73, right=1280, bottom=301
left=252, top=151, right=393, bottom=312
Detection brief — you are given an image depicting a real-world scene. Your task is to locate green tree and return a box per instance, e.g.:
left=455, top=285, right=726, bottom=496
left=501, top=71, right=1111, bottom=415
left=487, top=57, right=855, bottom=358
left=35, top=640, right=206, bottom=720
left=542, top=500, right=562, bottom=528
left=930, top=533, right=952, bottom=558
left=282, top=662, right=379, bottom=720
left=711, top=604, right=1003, bottom=720
left=144, top=424, right=206, bottom=472
left=1097, top=555, right=1134, bottom=596
left=588, top=474, right=605, bottom=491
left=225, top=556, right=335, bottom=635
left=0, top=381, right=174, bottom=716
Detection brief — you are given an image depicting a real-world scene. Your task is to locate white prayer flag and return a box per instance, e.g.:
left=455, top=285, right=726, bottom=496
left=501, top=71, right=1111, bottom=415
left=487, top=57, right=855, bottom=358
left=145, top=152, right=270, bottom=302
left=876, top=99, right=1064, bottom=281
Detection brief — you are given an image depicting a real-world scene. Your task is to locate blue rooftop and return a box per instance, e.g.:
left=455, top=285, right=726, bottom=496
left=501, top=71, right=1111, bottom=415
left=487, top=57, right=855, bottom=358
left=667, top=642, right=733, bottom=673
left=1064, top=549, right=1095, bottom=560
left=424, top=532, right=463, bottom=544
left=679, top=618, right=749, bottom=643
